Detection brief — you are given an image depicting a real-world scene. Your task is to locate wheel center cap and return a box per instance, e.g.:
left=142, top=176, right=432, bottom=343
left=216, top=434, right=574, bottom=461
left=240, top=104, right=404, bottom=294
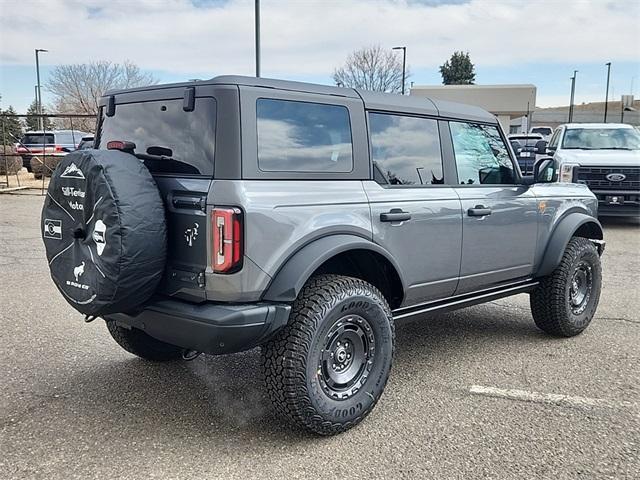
left=336, top=347, right=347, bottom=363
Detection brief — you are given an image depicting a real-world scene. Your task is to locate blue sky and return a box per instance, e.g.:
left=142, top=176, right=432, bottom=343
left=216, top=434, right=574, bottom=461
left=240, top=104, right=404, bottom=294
left=1, top=0, right=639, bottom=113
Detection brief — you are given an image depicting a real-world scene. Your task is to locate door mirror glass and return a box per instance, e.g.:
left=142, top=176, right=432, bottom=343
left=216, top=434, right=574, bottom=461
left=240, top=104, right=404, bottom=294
left=534, top=158, right=556, bottom=183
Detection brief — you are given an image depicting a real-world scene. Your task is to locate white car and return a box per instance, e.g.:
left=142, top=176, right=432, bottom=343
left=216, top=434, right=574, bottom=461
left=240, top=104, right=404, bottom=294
left=548, top=123, right=640, bottom=217
left=529, top=126, right=554, bottom=141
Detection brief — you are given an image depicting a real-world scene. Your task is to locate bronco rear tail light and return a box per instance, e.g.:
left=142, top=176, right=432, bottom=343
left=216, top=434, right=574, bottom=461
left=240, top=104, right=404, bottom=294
left=212, top=207, right=243, bottom=273
left=54, top=145, right=64, bottom=152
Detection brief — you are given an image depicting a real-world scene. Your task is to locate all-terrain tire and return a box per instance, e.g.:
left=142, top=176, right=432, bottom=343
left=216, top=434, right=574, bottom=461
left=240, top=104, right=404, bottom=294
left=261, top=274, right=395, bottom=436
left=106, top=320, right=182, bottom=361
left=530, top=237, right=602, bottom=337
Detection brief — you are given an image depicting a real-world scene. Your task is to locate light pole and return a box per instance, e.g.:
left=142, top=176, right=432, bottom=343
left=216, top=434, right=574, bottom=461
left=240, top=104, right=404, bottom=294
left=35, top=49, right=48, bottom=130
left=604, top=62, right=611, bottom=122
left=254, top=0, right=260, bottom=77
left=568, top=70, right=577, bottom=123
left=392, top=46, right=406, bottom=95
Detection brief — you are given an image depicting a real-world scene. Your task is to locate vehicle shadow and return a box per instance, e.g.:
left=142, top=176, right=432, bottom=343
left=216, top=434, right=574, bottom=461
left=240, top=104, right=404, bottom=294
left=37, top=305, right=543, bottom=443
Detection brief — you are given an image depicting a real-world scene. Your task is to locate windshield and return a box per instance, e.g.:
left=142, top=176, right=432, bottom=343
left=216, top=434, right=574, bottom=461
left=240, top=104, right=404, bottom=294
left=562, top=128, right=640, bottom=150
left=21, top=134, right=54, bottom=145
left=96, top=97, right=216, bottom=176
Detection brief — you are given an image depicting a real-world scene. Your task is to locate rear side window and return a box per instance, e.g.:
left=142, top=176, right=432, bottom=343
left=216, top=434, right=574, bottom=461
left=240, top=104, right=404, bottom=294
left=369, top=113, right=443, bottom=185
left=450, top=122, right=516, bottom=185
left=256, top=98, right=353, bottom=172
left=21, top=134, right=54, bottom=145
left=97, top=98, right=216, bottom=176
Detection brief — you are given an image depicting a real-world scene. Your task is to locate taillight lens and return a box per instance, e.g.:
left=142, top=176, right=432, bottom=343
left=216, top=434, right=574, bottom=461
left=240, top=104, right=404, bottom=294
left=212, top=207, right=243, bottom=273
left=54, top=145, right=64, bottom=152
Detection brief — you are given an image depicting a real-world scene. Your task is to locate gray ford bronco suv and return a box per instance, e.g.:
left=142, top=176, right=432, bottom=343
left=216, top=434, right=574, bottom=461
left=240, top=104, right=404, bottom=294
left=41, top=76, right=604, bottom=436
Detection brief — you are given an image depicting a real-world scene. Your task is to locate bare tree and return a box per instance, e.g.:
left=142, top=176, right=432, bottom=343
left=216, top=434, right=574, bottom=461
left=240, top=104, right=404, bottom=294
left=333, top=45, right=408, bottom=93
left=47, top=61, right=157, bottom=131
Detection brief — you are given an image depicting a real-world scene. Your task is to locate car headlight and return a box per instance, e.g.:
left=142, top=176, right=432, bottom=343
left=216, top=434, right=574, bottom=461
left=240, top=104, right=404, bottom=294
left=558, top=163, right=578, bottom=183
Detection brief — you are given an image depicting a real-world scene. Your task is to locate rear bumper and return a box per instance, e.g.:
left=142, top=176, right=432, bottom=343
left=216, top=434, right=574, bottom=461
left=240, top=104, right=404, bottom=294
left=104, top=298, right=291, bottom=355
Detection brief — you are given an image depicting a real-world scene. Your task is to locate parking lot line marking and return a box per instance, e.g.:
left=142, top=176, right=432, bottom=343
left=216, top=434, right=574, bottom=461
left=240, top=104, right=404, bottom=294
left=469, top=385, right=637, bottom=410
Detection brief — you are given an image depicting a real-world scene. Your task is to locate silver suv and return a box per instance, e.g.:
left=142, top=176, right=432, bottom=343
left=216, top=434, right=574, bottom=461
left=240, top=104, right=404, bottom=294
left=41, top=76, right=605, bottom=436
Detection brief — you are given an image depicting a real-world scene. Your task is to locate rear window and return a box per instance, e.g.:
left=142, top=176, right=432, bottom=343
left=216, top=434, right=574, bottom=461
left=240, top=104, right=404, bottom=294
left=21, top=134, right=54, bottom=145
left=531, top=127, right=552, bottom=135
left=97, top=98, right=216, bottom=176
left=256, top=98, right=353, bottom=173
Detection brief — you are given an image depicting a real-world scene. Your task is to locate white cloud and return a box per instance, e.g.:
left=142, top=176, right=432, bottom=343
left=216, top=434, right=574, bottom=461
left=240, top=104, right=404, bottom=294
left=1, top=0, right=639, bottom=79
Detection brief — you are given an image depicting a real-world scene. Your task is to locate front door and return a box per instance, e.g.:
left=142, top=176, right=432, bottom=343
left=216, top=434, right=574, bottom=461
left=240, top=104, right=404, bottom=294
left=448, top=121, right=538, bottom=294
left=365, top=112, right=462, bottom=307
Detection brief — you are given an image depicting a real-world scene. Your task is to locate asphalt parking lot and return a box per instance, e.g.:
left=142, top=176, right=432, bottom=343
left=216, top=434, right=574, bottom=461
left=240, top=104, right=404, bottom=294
left=1, top=193, right=638, bottom=479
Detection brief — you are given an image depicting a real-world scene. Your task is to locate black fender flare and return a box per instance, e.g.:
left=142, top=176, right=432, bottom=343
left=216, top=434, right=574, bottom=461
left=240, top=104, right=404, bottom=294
left=262, top=234, right=406, bottom=303
left=536, top=213, right=603, bottom=277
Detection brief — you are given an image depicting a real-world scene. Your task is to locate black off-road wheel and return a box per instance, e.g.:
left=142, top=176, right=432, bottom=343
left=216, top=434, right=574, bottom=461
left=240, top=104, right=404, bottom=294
left=261, top=274, right=395, bottom=436
left=531, top=237, right=602, bottom=337
left=106, top=320, right=182, bottom=361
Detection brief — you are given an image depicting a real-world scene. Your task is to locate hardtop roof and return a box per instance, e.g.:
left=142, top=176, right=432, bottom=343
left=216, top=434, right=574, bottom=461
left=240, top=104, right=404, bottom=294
left=104, top=75, right=496, bottom=124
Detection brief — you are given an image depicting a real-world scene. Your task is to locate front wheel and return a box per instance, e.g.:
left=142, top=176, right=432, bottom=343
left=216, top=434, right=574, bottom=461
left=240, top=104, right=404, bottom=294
left=530, top=237, right=602, bottom=337
left=261, top=274, right=395, bottom=435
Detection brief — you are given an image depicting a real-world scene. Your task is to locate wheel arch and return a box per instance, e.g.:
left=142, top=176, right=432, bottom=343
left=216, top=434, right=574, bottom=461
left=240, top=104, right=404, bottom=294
left=536, top=212, right=604, bottom=277
left=262, top=234, right=406, bottom=309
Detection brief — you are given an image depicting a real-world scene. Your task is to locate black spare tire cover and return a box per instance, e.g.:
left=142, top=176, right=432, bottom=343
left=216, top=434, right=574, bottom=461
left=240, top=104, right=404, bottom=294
left=41, top=149, right=167, bottom=316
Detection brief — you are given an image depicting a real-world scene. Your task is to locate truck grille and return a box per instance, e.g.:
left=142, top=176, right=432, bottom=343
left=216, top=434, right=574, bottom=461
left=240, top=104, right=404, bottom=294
left=575, top=167, right=640, bottom=191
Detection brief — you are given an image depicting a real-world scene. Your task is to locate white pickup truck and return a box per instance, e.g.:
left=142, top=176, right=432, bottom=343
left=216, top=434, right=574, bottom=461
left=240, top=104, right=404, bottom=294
left=548, top=123, right=640, bottom=217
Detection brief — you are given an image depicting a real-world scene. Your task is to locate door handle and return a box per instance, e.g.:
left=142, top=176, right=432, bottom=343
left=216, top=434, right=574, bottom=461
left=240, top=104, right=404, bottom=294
left=467, top=205, right=492, bottom=217
left=380, top=209, right=411, bottom=222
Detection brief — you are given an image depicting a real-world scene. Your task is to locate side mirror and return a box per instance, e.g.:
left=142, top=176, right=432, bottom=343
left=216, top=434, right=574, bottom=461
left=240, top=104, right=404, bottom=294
left=535, top=140, right=548, bottom=154
left=546, top=145, right=556, bottom=155
left=533, top=158, right=557, bottom=183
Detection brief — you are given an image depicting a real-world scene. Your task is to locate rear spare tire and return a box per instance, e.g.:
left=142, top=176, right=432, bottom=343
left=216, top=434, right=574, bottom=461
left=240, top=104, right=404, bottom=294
left=41, top=149, right=166, bottom=316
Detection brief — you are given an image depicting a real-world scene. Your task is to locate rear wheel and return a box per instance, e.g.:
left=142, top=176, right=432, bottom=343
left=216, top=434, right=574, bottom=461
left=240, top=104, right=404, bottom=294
left=261, top=274, right=394, bottom=436
left=106, top=320, right=182, bottom=361
left=530, top=237, right=602, bottom=337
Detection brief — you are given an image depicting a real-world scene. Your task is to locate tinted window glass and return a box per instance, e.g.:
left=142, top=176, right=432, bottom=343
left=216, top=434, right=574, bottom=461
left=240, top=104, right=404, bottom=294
left=21, top=134, right=54, bottom=145
left=97, top=98, right=216, bottom=176
left=369, top=113, right=443, bottom=185
left=450, top=122, right=516, bottom=185
left=256, top=99, right=353, bottom=172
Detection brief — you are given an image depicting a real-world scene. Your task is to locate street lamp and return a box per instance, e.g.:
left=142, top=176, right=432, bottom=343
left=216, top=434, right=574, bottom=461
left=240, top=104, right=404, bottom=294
left=35, top=49, right=48, bottom=130
left=568, top=70, right=578, bottom=123
left=255, top=0, right=260, bottom=77
left=604, top=62, right=611, bottom=122
left=392, top=46, right=406, bottom=95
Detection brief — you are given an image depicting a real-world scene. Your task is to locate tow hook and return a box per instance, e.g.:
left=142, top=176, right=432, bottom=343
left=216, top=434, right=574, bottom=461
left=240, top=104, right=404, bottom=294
left=182, top=349, right=201, bottom=361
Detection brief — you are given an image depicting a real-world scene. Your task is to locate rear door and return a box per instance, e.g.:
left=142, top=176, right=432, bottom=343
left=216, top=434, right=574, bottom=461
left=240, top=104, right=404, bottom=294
left=365, top=113, right=462, bottom=306
left=448, top=121, right=538, bottom=294
left=96, top=90, right=219, bottom=301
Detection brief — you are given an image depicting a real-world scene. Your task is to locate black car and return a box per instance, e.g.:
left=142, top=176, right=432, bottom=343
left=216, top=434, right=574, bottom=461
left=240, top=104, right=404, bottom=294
left=509, top=134, right=548, bottom=175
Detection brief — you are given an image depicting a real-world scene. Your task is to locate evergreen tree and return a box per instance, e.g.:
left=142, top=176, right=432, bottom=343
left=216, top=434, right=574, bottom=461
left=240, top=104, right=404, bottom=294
left=25, top=99, right=54, bottom=131
left=0, top=105, right=23, bottom=145
left=439, top=51, right=476, bottom=85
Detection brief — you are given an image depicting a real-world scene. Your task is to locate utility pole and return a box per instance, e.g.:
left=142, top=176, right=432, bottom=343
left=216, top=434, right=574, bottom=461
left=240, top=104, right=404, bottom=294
left=35, top=49, right=48, bottom=130
left=392, top=46, right=407, bottom=95
left=604, top=62, right=611, bottom=122
left=255, top=0, right=261, bottom=77
left=568, top=70, right=577, bottom=123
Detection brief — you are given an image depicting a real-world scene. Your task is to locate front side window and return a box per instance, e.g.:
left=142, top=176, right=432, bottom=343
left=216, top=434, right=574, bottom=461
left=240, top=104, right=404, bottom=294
left=548, top=128, right=561, bottom=149
left=369, top=113, right=443, bottom=185
left=450, top=122, right=516, bottom=185
left=256, top=98, right=353, bottom=172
